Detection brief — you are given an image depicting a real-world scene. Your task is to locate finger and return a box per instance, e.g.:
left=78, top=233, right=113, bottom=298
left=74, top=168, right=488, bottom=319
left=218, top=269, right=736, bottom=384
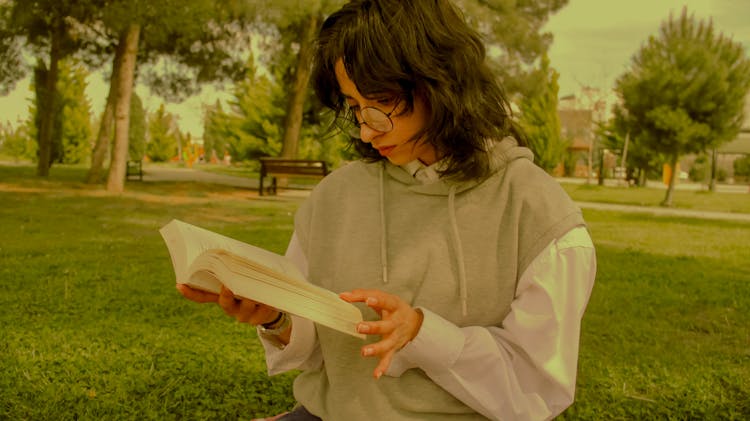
left=339, top=290, right=369, bottom=303
left=235, top=299, right=259, bottom=323
left=363, top=293, right=402, bottom=313
left=218, top=286, right=241, bottom=315
left=357, top=319, right=396, bottom=336
left=373, top=349, right=396, bottom=379
left=342, top=289, right=402, bottom=312
left=176, top=284, right=219, bottom=303
left=362, top=334, right=402, bottom=359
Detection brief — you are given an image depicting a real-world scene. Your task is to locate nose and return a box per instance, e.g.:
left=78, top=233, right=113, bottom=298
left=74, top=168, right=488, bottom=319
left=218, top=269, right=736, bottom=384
left=358, top=124, right=380, bottom=143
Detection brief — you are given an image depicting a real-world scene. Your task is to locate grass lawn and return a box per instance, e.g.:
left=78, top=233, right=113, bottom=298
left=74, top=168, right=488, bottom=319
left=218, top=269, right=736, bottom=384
left=1, top=164, right=749, bottom=419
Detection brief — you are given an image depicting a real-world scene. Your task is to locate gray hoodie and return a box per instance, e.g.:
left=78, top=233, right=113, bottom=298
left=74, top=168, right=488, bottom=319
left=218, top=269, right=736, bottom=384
left=292, top=137, right=585, bottom=420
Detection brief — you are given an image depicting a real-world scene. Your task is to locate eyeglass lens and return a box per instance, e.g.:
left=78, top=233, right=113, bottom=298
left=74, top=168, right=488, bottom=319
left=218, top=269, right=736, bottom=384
left=343, top=107, right=394, bottom=138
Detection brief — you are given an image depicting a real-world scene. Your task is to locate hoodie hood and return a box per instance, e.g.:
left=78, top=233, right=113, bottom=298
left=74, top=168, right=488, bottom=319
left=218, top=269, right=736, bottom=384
left=377, top=136, right=534, bottom=316
left=382, top=137, right=534, bottom=196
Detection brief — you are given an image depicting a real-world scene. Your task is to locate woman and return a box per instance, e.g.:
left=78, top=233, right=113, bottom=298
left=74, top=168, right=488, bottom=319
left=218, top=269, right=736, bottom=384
left=179, top=1, right=596, bottom=420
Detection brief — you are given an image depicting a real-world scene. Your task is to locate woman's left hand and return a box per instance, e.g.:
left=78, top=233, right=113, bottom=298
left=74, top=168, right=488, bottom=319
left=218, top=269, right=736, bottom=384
left=339, top=289, right=424, bottom=379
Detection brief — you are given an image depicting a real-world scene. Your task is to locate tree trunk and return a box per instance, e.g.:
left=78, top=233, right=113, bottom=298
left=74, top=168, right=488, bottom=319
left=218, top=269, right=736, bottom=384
left=106, top=24, right=140, bottom=194
left=279, top=12, right=320, bottom=159
left=708, top=148, right=717, bottom=192
left=86, top=47, right=123, bottom=184
left=661, top=155, right=679, bottom=207
left=36, top=26, right=62, bottom=177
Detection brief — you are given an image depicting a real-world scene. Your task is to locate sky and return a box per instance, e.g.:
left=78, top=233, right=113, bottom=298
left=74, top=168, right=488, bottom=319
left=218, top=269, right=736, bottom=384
left=1, top=0, right=749, bottom=139
left=544, top=0, right=750, bottom=97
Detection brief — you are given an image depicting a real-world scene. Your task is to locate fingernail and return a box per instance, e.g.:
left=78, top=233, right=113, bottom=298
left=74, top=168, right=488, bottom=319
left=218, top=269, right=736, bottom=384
left=375, top=370, right=383, bottom=379
left=366, top=297, right=378, bottom=306
left=358, top=324, right=370, bottom=333
left=362, top=347, right=374, bottom=356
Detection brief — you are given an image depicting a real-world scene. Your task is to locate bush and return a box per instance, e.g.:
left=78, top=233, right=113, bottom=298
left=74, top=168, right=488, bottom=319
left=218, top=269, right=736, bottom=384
left=734, top=155, right=750, bottom=178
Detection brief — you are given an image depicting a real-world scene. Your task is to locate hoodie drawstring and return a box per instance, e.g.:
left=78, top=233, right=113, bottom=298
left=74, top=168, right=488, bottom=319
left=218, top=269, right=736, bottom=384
left=379, top=164, right=389, bottom=284
left=379, top=164, right=468, bottom=317
left=448, top=185, right=468, bottom=317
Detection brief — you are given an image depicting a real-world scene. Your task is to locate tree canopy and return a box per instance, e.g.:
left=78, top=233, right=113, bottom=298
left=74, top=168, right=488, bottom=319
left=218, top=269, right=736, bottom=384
left=616, top=7, right=750, bottom=205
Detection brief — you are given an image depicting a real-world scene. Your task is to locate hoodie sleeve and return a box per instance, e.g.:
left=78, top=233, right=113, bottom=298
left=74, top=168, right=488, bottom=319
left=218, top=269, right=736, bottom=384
left=386, top=226, right=596, bottom=421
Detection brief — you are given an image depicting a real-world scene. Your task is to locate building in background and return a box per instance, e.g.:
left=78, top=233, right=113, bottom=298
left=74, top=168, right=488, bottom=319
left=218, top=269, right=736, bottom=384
left=558, top=87, right=609, bottom=178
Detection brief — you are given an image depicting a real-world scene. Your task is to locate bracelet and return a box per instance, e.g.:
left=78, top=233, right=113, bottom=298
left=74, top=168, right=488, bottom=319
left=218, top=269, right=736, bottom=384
left=259, top=311, right=291, bottom=336
left=261, top=311, right=284, bottom=329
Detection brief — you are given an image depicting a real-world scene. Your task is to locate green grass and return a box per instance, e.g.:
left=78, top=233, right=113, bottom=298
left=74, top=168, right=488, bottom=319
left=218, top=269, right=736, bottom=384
left=1, top=164, right=749, bottom=419
left=560, top=211, right=750, bottom=420
left=0, top=165, right=302, bottom=419
left=562, top=182, right=750, bottom=214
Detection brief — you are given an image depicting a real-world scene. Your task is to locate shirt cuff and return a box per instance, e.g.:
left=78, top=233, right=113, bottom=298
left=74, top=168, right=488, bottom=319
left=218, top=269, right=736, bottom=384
left=385, top=307, right=465, bottom=377
left=259, top=314, right=318, bottom=375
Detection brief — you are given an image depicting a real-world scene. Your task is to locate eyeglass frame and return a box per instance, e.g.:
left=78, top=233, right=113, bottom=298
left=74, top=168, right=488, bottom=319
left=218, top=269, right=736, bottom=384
left=339, top=99, right=401, bottom=138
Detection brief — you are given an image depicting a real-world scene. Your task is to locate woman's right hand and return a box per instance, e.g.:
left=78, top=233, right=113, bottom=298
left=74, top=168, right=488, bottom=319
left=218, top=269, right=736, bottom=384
left=176, top=284, right=279, bottom=326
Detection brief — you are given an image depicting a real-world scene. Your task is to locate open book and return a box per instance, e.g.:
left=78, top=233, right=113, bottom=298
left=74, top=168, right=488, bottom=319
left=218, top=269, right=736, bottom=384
left=160, top=219, right=364, bottom=339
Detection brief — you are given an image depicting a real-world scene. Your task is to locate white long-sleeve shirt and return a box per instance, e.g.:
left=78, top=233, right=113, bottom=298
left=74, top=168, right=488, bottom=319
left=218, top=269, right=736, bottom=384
left=258, top=160, right=596, bottom=420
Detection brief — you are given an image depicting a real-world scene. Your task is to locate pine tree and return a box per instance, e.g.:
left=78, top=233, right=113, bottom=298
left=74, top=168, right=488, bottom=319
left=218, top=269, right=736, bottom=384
left=28, top=58, right=93, bottom=165
left=128, top=93, right=146, bottom=161
left=616, top=7, right=750, bottom=206
left=57, top=59, right=93, bottom=164
left=518, top=54, right=567, bottom=173
left=203, top=65, right=284, bottom=162
left=146, top=104, right=178, bottom=162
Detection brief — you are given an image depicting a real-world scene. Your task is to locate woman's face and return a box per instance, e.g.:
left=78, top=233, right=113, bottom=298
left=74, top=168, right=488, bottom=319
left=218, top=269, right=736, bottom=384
left=335, top=60, right=438, bottom=166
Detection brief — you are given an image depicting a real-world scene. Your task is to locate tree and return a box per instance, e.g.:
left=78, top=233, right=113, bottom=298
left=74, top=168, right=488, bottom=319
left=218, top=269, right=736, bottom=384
left=734, top=155, right=750, bottom=180
left=518, top=54, right=567, bottom=173
left=0, top=6, right=24, bottom=96
left=277, top=11, right=321, bottom=159
left=598, top=105, right=667, bottom=186
left=616, top=7, right=750, bottom=206
left=105, top=22, right=139, bottom=193
left=0, top=0, right=101, bottom=176
left=128, top=92, right=147, bottom=161
left=250, top=1, right=341, bottom=161
left=203, top=62, right=284, bottom=162
left=29, top=57, right=93, bottom=165
left=456, top=0, right=569, bottom=100
left=0, top=121, right=35, bottom=161
left=146, top=103, right=179, bottom=162
left=57, top=59, right=93, bottom=164
left=84, top=0, right=257, bottom=191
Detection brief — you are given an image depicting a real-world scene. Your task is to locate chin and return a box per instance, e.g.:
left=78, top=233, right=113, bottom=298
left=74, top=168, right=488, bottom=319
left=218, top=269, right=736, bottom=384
left=386, top=156, right=410, bottom=166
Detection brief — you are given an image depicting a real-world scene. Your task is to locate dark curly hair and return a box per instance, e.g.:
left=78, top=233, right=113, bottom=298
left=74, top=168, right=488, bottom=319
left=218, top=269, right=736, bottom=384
left=311, top=0, right=526, bottom=180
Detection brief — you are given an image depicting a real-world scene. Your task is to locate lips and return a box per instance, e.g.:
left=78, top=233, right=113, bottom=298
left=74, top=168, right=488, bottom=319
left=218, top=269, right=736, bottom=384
left=376, top=145, right=396, bottom=157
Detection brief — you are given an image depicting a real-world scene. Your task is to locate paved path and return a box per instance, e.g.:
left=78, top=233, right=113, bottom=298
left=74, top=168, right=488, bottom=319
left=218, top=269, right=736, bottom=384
left=140, top=165, right=312, bottom=197
left=140, top=166, right=750, bottom=222
left=575, top=201, right=750, bottom=222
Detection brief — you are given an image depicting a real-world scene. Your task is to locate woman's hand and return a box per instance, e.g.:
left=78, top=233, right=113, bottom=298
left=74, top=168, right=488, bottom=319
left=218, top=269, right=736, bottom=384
left=176, top=284, right=279, bottom=326
left=340, top=289, right=424, bottom=379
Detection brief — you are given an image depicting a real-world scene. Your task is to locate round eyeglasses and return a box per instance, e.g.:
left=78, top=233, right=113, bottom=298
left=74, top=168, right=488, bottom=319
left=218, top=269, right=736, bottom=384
left=339, top=100, right=400, bottom=139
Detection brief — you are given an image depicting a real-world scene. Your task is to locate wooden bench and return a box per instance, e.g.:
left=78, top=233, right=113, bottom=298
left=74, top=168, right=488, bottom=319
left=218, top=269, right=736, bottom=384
left=126, top=160, right=143, bottom=181
left=259, top=158, right=329, bottom=196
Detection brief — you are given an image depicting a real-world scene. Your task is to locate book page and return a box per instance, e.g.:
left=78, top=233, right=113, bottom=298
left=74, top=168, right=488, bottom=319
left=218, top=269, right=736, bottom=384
left=160, top=219, right=306, bottom=293
left=193, top=250, right=364, bottom=338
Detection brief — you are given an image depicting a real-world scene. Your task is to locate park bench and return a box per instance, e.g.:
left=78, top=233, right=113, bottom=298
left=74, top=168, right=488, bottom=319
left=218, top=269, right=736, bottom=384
left=126, top=160, right=143, bottom=181
left=258, top=157, right=329, bottom=196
